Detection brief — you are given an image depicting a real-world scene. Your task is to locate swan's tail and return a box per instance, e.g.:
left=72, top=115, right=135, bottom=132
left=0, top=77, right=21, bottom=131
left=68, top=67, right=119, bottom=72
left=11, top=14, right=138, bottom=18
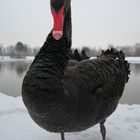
left=99, top=47, right=131, bottom=83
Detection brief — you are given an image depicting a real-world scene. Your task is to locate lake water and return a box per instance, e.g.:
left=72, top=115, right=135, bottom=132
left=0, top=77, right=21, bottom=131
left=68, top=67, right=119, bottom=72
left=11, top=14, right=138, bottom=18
left=0, top=60, right=140, bottom=104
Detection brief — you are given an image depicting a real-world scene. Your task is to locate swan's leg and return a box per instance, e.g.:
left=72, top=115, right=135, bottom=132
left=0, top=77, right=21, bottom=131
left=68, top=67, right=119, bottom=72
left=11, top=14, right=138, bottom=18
left=100, top=120, right=106, bottom=140
left=61, top=132, right=65, bottom=140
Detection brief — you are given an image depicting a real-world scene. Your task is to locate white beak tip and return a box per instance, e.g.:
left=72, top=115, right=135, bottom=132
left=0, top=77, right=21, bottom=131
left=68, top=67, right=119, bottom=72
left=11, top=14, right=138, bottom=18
left=53, top=31, right=63, bottom=40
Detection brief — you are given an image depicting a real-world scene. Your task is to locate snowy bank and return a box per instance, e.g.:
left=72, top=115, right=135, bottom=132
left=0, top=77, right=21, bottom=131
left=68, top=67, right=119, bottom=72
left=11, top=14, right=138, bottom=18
left=126, top=57, right=140, bottom=64
left=90, top=57, right=140, bottom=64
left=1, top=56, right=140, bottom=64
left=0, top=92, right=140, bottom=140
left=0, top=56, right=34, bottom=62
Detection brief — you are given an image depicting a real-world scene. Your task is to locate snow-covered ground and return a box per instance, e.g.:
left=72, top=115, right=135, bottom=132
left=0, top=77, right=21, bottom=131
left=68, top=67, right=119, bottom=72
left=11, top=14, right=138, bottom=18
left=0, top=92, right=140, bottom=140
left=90, top=57, right=140, bottom=64
left=126, top=57, right=140, bottom=64
left=0, top=56, right=34, bottom=62
left=1, top=56, right=140, bottom=63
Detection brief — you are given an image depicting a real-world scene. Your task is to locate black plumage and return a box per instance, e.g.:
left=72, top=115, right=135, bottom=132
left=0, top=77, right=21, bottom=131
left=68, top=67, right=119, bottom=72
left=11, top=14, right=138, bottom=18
left=68, top=49, right=89, bottom=66
left=22, top=0, right=130, bottom=140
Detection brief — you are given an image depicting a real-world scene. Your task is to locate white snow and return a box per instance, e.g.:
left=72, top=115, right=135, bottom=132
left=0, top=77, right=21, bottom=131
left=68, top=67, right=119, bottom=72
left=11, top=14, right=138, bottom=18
left=90, top=57, right=140, bottom=64
left=0, top=92, right=140, bottom=140
left=126, top=57, right=140, bottom=64
left=0, top=56, right=34, bottom=62
left=25, top=56, right=34, bottom=61
left=0, top=56, right=11, bottom=61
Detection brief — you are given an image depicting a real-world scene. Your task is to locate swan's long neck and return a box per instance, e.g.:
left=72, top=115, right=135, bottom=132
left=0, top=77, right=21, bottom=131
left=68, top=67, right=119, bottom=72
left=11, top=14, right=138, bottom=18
left=38, top=5, right=72, bottom=70
left=63, top=6, right=72, bottom=40
left=28, top=5, right=72, bottom=97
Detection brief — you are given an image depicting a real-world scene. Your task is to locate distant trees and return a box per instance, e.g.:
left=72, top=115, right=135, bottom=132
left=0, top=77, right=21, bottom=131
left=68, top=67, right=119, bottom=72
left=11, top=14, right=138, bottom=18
left=0, top=42, right=40, bottom=58
left=82, top=46, right=100, bottom=57
left=116, top=43, right=140, bottom=56
left=81, top=43, right=140, bottom=57
left=14, top=42, right=27, bottom=58
left=134, top=43, right=140, bottom=56
left=0, top=44, right=5, bottom=56
left=0, top=42, right=140, bottom=58
left=0, top=47, right=2, bottom=56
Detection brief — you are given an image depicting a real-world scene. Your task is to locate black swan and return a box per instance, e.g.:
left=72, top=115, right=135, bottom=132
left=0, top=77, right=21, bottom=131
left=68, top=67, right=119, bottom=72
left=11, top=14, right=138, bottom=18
left=68, top=49, right=89, bottom=66
left=22, top=0, right=130, bottom=140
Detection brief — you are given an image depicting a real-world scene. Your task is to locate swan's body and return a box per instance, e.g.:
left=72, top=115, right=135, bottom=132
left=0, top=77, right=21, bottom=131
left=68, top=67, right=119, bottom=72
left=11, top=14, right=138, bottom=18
left=22, top=0, right=130, bottom=140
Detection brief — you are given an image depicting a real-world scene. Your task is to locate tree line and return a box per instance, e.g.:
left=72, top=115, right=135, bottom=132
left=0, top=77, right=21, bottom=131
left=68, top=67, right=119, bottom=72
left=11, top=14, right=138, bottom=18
left=80, top=43, right=140, bottom=57
left=0, top=42, right=140, bottom=58
left=0, top=42, right=39, bottom=58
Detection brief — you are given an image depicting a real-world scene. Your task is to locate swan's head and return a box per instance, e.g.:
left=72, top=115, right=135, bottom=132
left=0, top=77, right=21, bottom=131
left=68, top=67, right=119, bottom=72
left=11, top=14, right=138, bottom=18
left=51, top=0, right=71, bottom=40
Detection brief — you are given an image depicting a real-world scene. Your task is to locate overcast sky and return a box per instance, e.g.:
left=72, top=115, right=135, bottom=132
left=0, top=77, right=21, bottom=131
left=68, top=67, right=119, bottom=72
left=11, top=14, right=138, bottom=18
left=0, top=0, right=140, bottom=49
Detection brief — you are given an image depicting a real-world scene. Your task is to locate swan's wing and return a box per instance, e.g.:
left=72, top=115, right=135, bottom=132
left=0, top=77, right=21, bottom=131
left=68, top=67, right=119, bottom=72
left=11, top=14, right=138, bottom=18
left=63, top=57, right=126, bottom=99
left=68, top=60, right=79, bottom=67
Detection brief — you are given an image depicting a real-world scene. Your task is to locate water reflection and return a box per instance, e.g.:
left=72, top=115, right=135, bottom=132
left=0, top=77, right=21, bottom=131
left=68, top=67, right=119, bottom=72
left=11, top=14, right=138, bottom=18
left=0, top=60, right=140, bottom=104
left=0, top=61, right=31, bottom=96
left=9, top=61, right=29, bottom=77
left=0, top=62, right=3, bottom=72
left=131, top=64, right=140, bottom=75
left=0, top=61, right=30, bottom=77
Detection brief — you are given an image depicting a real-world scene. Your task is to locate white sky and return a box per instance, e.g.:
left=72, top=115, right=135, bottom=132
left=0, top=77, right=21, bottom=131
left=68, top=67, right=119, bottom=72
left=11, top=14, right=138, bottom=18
left=0, top=0, right=140, bottom=49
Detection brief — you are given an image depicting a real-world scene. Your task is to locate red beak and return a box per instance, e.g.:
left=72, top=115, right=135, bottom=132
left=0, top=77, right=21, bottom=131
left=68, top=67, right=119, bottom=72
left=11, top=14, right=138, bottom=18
left=51, top=7, right=64, bottom=40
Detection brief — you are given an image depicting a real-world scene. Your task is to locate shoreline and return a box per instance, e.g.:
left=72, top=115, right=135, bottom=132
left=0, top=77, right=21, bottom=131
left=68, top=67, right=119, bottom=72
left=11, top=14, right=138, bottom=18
left=1, top=56, right=140, bottom=63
